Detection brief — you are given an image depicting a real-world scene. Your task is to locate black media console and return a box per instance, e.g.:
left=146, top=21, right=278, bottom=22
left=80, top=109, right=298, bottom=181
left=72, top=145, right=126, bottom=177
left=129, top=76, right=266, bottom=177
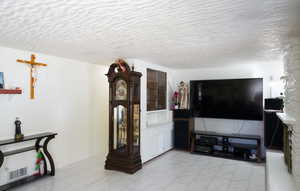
left=191, top=130, right=262, bottom=162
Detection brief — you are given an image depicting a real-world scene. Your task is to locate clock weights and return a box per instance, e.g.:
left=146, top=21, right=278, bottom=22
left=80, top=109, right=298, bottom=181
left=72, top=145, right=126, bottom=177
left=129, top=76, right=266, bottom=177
left=105, top=59, right=142, bottom=174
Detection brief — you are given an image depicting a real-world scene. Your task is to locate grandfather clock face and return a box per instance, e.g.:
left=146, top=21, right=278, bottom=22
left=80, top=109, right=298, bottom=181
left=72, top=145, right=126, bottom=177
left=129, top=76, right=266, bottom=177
left=115, top=79, right=127, bottom=100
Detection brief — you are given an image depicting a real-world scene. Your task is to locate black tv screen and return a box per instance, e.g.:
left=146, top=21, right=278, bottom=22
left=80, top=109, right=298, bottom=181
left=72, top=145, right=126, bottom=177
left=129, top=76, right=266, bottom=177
left=190, top=78, right=263, bottom=120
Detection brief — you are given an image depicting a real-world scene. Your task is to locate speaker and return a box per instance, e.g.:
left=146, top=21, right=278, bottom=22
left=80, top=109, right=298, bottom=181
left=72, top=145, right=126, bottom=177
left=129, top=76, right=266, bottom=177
left=264, top=111, right=283, bottom=150
left=174, top=120, right=189, bottom=150
left=265, top=98, right=284, bottom=110
left=173, top=110, right=194, bottom=150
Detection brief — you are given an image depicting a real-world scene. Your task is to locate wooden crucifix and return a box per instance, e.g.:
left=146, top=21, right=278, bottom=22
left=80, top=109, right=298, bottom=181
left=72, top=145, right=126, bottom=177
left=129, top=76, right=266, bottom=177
left=17, top=54, right=47, bottom=99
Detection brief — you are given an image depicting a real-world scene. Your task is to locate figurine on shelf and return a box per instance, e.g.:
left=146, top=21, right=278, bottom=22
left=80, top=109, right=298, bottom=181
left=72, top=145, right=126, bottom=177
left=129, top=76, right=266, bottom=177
left=15, top=117, right=24, bottom=141
left=34, top=149, right=45, bottom=176
left=172, top=91, right=179, bottom=110
left=178, top=81, right=189, bottom=109
left=115, top=59, right=128, bottom=72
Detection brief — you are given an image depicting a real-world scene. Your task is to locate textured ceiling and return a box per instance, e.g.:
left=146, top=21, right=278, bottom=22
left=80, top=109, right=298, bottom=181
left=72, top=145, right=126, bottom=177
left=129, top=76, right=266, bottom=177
left=0, top=0, right=299, bottom=68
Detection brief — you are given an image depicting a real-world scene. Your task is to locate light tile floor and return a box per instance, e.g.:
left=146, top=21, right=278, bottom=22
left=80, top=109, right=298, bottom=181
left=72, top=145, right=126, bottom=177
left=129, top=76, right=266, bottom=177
left=11, top=151, right=265, bottom=191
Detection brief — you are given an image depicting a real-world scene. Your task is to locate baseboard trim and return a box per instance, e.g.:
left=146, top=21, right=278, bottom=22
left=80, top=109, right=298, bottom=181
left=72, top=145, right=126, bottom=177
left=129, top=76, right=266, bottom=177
left=143, top=148, right=174, bottom=164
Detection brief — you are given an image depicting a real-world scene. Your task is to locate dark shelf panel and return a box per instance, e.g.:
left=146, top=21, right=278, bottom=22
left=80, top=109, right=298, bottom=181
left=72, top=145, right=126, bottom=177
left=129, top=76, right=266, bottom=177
left=3, top=146, right=36, bottom=157
left=0, top=89, right=22, bottom=94
left=194, top=130, right=261, bottom=140
left=194, top=142, right=257, bottom=149
left=0, top=171, right=50, bottom=191
left=0, top=132, right=57, bottom=146
left=193, top=151, right=259, bottom=163
left=230, top=143, right=257, bottom=150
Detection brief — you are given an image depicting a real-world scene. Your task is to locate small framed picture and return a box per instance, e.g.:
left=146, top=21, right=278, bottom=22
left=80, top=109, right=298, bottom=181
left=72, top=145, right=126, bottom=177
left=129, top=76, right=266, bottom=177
left=0, top=72, right=4, bottom=89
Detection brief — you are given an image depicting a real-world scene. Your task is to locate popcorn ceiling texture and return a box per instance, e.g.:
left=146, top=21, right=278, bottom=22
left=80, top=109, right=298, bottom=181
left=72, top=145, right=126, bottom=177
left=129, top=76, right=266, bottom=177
left=283, top=38, right=300, bottom=189
left=0, top=0, right=298, bottom=68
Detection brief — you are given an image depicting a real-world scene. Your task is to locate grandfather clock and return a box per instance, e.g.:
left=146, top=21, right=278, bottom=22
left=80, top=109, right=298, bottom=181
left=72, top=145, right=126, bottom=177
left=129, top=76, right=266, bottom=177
left=105, top=59, right=142, bottom=174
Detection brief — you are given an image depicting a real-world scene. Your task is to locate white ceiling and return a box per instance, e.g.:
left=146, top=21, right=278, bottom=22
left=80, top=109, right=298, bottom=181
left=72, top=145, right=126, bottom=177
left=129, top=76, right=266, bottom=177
left=0, top=0, right=299, bottom=68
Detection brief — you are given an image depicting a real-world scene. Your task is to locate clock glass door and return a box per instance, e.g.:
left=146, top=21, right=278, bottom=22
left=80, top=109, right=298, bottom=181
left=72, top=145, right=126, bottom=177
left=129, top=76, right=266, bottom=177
left=113, top=105, right=127, bottom=152
left=133, top=104, right=140, bottom=153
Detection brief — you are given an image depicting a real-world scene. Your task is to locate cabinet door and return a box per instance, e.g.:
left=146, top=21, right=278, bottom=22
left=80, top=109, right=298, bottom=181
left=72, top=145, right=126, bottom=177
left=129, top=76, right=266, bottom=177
left=163, top=126, right=173, bottom=152
left=141, top=129, right=153, bottom=162
left=158, top=132, right=164, bottom=154
left=174, top=120, right=189, bottom=150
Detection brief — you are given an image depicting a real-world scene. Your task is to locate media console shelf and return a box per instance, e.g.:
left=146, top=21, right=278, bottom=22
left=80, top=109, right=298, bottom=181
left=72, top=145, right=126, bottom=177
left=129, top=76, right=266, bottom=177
left=191, top=131, right=262, bottom=163
left=0, top=132, right=57, bottom=191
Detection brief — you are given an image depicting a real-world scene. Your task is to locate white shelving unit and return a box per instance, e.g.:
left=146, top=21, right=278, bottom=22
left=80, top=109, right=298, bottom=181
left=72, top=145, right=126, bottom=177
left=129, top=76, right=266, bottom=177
left=146, top=110, right=173, bottom=128
left=141, top=110, right=174, bottom=163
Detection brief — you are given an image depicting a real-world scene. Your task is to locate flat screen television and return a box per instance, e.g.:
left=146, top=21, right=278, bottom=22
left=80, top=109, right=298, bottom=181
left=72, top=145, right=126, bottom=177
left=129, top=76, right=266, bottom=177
left=190, top=78, right=263, bottom=120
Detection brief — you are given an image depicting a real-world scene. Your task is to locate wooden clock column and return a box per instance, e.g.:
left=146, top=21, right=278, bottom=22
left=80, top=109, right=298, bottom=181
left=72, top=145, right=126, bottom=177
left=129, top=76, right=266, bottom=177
left=105, top=59, right=142, bottom=174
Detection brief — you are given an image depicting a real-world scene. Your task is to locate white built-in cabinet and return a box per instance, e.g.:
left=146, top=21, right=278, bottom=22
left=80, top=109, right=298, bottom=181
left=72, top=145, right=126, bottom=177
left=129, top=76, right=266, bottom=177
left=141, top=110, right=173, bottom=163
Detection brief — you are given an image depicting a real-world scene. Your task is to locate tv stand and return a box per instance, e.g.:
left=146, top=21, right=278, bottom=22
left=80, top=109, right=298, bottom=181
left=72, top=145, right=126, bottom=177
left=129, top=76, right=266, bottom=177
left=191, top=130, right=262, bottom=162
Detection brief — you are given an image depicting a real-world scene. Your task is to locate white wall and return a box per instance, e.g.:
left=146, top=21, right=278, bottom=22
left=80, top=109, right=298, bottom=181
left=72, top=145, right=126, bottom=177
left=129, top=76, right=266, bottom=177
left=173, top=61, right=284, bottom=156
left=0, top=46, right=108, bottom=183
left=90, top=64, right=109, bottom=160
left=126, top=59, right=175, bottom=162
left=283, top=38, right=300, bottom=189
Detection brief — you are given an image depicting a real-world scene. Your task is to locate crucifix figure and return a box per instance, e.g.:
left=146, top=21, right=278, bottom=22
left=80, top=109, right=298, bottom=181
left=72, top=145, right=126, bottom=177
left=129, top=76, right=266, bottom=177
left=17, top=54, right=47, bottom=99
